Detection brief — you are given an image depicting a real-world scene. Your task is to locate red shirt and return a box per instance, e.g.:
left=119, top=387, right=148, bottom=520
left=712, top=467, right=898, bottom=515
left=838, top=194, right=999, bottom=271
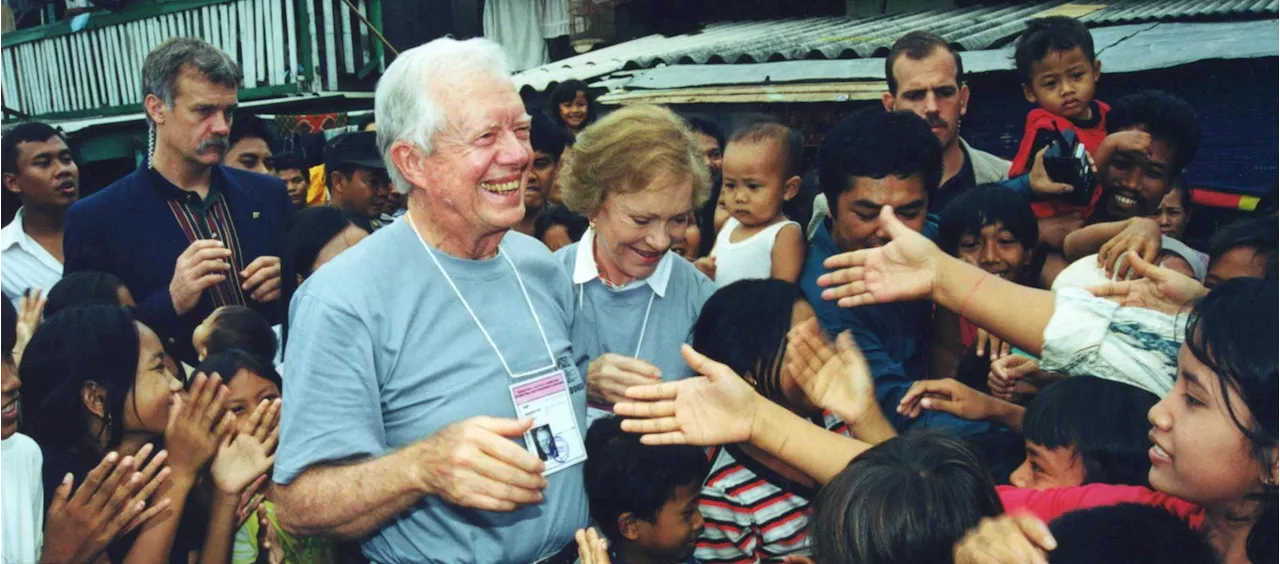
left=1008, top=100, right=1111, bottom=219
left=996, top=483, right=1204, bottom=528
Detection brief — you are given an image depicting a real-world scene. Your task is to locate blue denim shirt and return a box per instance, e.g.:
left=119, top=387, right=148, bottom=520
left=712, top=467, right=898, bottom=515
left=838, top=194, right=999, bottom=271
left=798, top=220, right=994, bottom=435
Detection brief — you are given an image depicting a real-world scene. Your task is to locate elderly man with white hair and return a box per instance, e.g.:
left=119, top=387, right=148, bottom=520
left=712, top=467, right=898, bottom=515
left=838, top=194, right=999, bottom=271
left=271, top=38, right=588, bottom=563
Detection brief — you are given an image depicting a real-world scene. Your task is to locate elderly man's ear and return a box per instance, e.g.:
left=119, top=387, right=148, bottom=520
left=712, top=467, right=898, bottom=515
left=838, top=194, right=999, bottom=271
left=390, top=141, right=430, bottom=190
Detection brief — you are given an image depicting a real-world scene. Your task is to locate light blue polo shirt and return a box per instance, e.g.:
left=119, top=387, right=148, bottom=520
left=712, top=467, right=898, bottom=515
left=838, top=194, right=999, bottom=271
left=555, top=228, right=717, bottom=400
left=274, top=220, right=589, bottom=563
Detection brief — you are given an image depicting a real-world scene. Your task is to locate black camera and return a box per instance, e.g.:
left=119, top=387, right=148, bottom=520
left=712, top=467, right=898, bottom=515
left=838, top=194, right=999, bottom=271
left=1030, top=124, right=1095, bottom=206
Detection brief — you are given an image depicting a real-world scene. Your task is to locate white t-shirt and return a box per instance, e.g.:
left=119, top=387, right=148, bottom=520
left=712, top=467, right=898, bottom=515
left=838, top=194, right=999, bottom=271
left=711, top=217, right=801, bottom=287
left=2, top=433, right=44, bottom=564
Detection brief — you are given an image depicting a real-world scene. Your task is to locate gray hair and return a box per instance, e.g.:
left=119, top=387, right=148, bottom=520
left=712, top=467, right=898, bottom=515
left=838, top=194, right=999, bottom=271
left=142, top=38, right=242, bottom=124
left=374, top=37, right=512, bottom=194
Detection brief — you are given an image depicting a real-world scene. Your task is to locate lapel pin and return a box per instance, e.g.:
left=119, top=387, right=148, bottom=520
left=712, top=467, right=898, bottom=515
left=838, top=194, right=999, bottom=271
left=252, top=211, right=261, bottom=219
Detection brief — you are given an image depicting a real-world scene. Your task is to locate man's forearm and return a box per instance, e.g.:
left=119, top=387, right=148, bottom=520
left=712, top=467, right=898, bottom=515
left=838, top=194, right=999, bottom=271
left=1063, top=220, right=1128, bottom=262
left=274, top=446, right=427, bottom=539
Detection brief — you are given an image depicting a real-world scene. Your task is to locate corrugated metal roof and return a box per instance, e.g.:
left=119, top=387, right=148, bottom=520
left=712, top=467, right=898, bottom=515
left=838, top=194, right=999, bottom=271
left=1081, top=0, right=1279, bottom=24
left=514, top=0, right=1278, bottom=91
left=596, top=20, right=1278, bottom=104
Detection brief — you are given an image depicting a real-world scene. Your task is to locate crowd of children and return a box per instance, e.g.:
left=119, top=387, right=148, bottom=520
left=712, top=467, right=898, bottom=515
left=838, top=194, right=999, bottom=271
left=0, top=15, right=1276, bottom=564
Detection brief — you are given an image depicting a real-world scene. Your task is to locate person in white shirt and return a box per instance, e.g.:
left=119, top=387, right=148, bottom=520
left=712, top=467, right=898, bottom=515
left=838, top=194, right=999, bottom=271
left=1, top=122, right=79, bottom=307
left=1, top=295, right=42, bottom=564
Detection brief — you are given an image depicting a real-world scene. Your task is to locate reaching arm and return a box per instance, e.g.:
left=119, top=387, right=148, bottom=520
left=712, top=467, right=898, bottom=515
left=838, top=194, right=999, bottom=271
left=931, top=256, right=1056, bottom=357
left=615, top=345, right=873, bottom=487
left=817, top=206, right=1057, bottom=357
left=1063, top=221, right=1128, bottom=262
left=1063, top=217, right=1162, bottom=270
left=749, top=399, right=871, bottom=485
left=273, top=448, right=427, bottom=539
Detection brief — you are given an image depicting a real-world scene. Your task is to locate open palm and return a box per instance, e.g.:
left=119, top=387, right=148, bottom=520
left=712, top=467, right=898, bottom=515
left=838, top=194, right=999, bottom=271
left=818, top=206, right=940, bottom=308
left=786, top=321, right=876, bottom=424
left=1089, top=251, right=1206, bottom=315
left=210, top=399, right=280, bottom=495
left=616, top=345, right=759, bottom=447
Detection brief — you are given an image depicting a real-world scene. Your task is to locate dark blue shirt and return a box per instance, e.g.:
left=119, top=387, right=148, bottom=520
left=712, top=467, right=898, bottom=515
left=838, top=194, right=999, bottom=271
left=64, top=165, right=291, bottom=364
left=799, top=220, right=993, bottom=435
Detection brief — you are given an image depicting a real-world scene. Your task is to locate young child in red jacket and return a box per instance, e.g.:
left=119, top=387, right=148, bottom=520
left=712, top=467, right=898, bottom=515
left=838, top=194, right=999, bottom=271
left=1009, top=16, right=1109, bottom=220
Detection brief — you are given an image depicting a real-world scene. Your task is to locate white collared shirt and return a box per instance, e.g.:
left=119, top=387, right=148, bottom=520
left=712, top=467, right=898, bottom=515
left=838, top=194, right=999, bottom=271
left=571, top=227, right=673, bottom=297
left=1, top=208, right=64, bottom=306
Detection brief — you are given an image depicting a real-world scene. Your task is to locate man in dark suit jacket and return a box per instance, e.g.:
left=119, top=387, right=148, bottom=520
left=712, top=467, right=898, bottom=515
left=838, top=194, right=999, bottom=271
left=64, top=38, right=290, bottom=365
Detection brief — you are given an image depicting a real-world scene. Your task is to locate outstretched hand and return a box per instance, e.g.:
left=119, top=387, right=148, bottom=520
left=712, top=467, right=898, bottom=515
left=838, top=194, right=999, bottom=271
left=785, top=319, right=877, bottom=425
left=987, top=355, right=1056, bottom=402
left=818, top=206, right=941, bottom=308
left=210, top=398, right=281, bottom=495
left=615, top=344, right=760, bottom=446
left=1098, top=218, right=1162, bottom=278
left=14, top=289, right=46, bottom=366
left=897, top=378, right=1000, bottom=422
left=1087, top=251, right=1207, bottom=315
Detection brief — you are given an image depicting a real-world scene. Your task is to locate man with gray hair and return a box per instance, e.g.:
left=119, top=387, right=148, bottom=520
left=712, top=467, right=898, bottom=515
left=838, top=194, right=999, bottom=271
left=272, top=37, right=588, bottom=563
left=64, top=37, right=291, bottom=364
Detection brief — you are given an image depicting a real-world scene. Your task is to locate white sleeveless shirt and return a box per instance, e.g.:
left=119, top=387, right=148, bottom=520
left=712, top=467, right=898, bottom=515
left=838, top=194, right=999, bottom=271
left=711, top=217, right=801, bottom=287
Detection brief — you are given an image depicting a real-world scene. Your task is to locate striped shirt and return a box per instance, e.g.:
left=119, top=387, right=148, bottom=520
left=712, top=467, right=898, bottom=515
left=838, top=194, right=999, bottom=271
left=695, top=411, right=849, bottom=563
left=159, top=179, right=249, bottom=309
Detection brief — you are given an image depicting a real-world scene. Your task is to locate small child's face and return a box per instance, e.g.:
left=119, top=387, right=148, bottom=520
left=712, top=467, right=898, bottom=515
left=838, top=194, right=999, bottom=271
left=633, top=484, right=705, bottom=562
left=1022, top=47, right=1100, bottom=121
left=721, top=139, right=797, bottom=228
left=695, top=132, right=723, bottom=173
left=1009, top=441, right=1086, bottom=489
left=225, top=368, right=281, bottom=434
left=671, top=221, right=702, bottom=261
left=956, top=222, right=1029, bottom=282
left=540, top=224, right=574, bottom=252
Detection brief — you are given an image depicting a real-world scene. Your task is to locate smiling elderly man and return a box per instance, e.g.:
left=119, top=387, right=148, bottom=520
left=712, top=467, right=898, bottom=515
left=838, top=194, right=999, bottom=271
left=272, top=37, right=588, bottom=563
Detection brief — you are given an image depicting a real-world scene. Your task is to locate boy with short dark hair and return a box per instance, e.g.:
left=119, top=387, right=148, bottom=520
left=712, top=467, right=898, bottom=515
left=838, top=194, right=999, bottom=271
left=1009, top=16, right=1108, bottom=219
left=1011, top=376, right=1158, bottom=490
left=582, top=417, right=708, bottom=564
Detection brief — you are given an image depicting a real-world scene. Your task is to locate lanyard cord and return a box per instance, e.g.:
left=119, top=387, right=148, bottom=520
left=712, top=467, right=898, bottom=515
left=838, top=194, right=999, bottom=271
left=407, top=213, right=557, bottom=378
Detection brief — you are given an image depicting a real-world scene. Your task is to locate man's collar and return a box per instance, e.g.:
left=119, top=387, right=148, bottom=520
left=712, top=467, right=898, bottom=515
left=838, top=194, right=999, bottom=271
left=572, top=227, right=673, bottom=297
left=0, top=208, right=25, bottom=251
left=146, top=165, right=226, bottom=202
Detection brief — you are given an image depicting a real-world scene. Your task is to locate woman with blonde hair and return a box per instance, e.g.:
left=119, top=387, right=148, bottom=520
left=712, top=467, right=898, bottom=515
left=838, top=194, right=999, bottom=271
left=556, top=104, right=717, bottom=421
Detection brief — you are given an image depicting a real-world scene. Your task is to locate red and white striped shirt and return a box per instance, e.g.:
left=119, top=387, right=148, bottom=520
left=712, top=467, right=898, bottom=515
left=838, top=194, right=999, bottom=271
left=694, top=411, right=849, bottom=563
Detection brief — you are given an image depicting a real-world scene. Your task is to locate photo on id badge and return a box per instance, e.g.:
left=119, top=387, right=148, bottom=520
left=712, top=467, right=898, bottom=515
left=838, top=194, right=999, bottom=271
left=510, top=370, right=586, bottom=476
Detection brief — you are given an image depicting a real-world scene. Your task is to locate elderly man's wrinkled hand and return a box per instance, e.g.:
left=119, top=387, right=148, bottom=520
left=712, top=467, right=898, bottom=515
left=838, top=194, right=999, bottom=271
left=587, top=353, right=661, bottom=406
left=416, top=417, right=548, bottom=512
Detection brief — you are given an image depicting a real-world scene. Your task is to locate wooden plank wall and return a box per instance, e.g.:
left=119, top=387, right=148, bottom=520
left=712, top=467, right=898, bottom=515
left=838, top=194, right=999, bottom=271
left=2, top=0, right=379, bottom=119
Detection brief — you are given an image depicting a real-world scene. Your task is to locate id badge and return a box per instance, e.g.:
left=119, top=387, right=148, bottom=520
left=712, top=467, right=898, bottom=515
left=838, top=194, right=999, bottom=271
left=509, top=370, right=587, bottom=476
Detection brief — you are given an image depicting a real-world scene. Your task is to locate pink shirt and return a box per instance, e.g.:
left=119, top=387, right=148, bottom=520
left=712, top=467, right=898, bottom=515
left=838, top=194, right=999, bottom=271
left=997, top=484, right=1204, bottom=528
